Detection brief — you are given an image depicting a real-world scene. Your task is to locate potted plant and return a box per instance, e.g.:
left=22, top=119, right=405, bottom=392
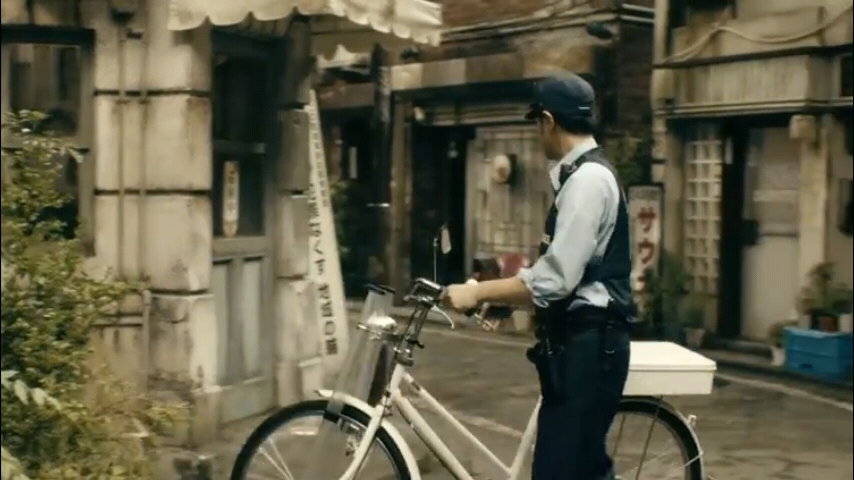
left=767, top=320, right=798, bottom=367
left=831, top=286, right=853, bottom=333
left=680, top=295, right=707, bottom=348
left=636, top=251, right=692, bottom=341
left=799, top=263, right=845, bottom=332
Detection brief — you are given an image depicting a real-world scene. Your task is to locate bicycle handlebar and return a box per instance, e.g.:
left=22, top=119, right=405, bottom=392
left=403, top=277, right=480, bottom=320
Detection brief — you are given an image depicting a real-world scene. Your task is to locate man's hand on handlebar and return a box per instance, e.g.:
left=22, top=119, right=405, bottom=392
left=443, top=282, right=480, bottom=312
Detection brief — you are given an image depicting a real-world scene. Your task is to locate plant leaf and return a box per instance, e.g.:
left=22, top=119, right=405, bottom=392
left=12, top=380, right=29, bottom=405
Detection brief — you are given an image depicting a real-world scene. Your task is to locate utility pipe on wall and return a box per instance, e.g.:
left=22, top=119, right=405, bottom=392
left=111, top=0, right=152, bottom=390
left=135, top=2, right=152, bottom=393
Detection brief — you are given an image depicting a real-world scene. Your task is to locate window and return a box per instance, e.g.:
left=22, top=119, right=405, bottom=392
left=211, top=55, right=270, bottom=238
left=2, top=29, right=94, bottom=253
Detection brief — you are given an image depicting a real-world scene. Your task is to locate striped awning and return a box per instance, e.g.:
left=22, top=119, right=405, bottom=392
left=168, top=0, right=442, bottom=56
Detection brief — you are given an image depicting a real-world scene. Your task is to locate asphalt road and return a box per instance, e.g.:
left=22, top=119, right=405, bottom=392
left=407, top=325, right=854, bottom=480
left=207, top=322, right=853, bottom=480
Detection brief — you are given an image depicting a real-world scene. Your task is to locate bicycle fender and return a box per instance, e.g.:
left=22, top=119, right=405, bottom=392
left=621, top=396, right=706, bottom=474
left=316, top=389, right=423, bottom=480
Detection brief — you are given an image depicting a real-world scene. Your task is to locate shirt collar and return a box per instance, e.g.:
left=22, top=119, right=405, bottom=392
left=548, top=137, right=599, bottom=190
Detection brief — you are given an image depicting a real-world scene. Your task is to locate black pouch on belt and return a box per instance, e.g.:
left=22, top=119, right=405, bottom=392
left=527, top=340, right=566, bottom=404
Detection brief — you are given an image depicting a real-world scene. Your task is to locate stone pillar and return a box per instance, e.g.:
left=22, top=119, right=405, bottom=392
left=792, top=114, right=830, bottom=290
left=652, top=115, right=684, bottom=258
left=388, top=101, right=411, bottom=300
left=83, top=0, right=217, bottom=443
left=273, top=17, right=321, bottom=407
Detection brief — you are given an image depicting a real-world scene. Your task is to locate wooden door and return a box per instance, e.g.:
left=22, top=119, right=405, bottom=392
left=210, top=35, right=277, bottom=422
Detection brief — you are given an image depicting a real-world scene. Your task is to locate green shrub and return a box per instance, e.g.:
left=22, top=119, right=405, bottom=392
left=1, top=111, right=181, bottom=479
left=604, top=129, right=652, bottom=186
left=637, top=250, right=692, bottom=329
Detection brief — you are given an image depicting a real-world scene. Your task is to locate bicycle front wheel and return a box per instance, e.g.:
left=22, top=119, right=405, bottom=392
left=230, top=399, right=411, bottom=480
left=609, top=398, right=704, bottom=480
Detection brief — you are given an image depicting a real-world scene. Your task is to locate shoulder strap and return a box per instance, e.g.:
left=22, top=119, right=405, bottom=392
left=556, top=147, right=612, bottom=192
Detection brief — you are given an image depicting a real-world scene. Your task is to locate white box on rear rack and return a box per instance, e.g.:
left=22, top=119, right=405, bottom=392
left=624, top=342, right=717, bottom=396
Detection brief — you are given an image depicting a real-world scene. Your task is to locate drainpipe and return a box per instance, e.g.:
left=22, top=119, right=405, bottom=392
left=135, top=4, right=151, bottom=393
left=115, top=20, right=128, bottom=280
left=110, top=0, right=151, bottom=390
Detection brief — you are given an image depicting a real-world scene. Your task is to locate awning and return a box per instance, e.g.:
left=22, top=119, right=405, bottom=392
left=168, top=0, right=442, bottom=56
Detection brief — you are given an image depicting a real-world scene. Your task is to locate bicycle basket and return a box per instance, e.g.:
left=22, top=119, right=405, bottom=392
left=304, top=286, right=398, bottom=479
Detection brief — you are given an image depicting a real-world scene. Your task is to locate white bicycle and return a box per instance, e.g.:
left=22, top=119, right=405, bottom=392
left=230, top=278, right=711, bottom=480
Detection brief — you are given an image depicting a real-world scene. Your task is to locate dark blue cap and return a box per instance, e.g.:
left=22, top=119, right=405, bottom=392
left=525, top=72, right=595, bottom=121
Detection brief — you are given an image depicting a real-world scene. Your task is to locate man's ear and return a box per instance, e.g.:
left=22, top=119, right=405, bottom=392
left=541, top=111, right=556, bottom=132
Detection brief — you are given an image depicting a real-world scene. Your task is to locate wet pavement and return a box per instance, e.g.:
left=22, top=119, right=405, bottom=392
left=409, top=326, right=854, bottom=480
left=208, top=321, right=853, bottom=480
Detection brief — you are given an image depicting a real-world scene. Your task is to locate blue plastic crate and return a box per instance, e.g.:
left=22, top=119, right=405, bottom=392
left=785, top=350, right=853, bottom=381
left=783, top=327, right=853, bottom=359
left=784, top=327, right=853, bottom=381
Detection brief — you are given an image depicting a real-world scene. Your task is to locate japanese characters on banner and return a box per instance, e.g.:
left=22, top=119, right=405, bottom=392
left=627, top=185, right=663, bottom=293
left=306, top=90, right=349, bottom=374
left=222, top=161, right=239, bottom=238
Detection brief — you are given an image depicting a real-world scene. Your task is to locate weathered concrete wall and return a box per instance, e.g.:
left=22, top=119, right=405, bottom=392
left=273, top=17, right=321, bottom=408
left=83, top=0, right=218, bottom=443
left=670, top=1, right=852, bottom=60
left=826, top=115, right=854, bottom=288
left=2, top=0, right=321, bottom=446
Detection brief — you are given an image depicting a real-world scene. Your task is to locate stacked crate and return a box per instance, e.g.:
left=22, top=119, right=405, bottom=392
left=784, top=327, right=854, bottom=382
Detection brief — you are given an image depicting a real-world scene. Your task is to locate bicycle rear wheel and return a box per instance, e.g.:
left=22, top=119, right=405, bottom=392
left=230, top=399, right=411, bottom=480
left=609, top=398, right=704, bottom=480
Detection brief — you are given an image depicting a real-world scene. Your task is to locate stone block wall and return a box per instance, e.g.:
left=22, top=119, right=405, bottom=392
left=3, top=0, right=321, bottom=445
left=80, top=0, right=219, bottom=442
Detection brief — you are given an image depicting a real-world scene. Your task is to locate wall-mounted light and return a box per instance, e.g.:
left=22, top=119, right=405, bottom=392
left=412, top=106, right=426, bottom=122
left=586, top=22, right=615, bottom=41
left=448, top=141, right=459, bottom=159
left=490, top=154, right=517, bottom=184
left=400, top=45, right=421, bottom=61
left=108, top=0, right=139, bottom=21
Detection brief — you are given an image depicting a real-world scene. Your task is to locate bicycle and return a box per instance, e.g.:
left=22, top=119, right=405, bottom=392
left=230, top=278, right=715, bottom=480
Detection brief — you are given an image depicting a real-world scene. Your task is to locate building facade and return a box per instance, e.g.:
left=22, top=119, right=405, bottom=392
left=319, top=0, right=656, bottom=298
left=1, top=0, right=441, bottom=445
left=651, top=0, right=853, bottom=339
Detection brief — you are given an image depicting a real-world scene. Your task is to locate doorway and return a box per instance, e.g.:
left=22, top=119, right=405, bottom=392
left=739, top=122, right=801, bottom=340
left=209, top=32, right=277, bottom=422
left=337, top=115, right=373, bottom=297
left=410, top=125, right=469, bottom=285
left=717, top=121, right=746, bottom=339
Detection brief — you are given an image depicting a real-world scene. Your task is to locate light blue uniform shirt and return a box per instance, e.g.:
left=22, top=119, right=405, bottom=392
left=517, top=137, right=621, bottom=310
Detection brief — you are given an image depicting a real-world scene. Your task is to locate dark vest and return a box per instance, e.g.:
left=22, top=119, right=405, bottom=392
left=535, top=147, right=636, bottom=328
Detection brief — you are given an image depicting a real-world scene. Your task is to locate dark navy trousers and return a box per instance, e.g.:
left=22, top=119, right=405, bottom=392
left=530, top=314, right=630, bottom=480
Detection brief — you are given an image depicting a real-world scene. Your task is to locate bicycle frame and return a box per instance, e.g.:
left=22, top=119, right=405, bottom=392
left=327, top=280, right=708, bottom=480
left=330, top=361, right=539, bottom=480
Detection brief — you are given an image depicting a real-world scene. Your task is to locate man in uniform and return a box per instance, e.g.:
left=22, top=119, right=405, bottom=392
left=444, top=71, right=634, bottom=480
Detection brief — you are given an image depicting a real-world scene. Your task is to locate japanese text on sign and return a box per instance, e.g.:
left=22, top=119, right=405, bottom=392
left=306, top=90, right=349, bottom=371
left=627, top=185, right=663, bottom=292
left=222, top=161, right=239, bottom=237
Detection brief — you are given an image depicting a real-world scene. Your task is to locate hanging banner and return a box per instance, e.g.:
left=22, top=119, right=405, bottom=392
left=222, top=161, right=239, bottom=237
left=627, top=184, right=664, bottom=293
left=306, top=90, right=349, bottom=374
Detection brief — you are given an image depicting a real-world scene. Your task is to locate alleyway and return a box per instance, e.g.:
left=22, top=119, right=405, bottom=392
left=209, top=319, right=853, bottom=480
left=409, top=326, right=854, bottom=480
